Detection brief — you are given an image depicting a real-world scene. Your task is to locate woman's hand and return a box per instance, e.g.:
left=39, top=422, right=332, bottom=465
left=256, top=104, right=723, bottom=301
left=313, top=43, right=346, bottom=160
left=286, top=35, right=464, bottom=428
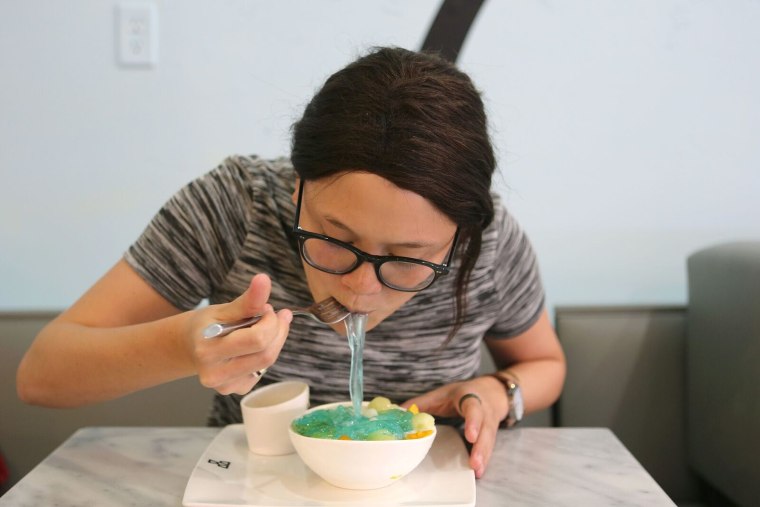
left=185, top=273, right=293, bottom=396
left=402, top=376, right=509, bottom=479
left=400, top=312, right=565, bottom=479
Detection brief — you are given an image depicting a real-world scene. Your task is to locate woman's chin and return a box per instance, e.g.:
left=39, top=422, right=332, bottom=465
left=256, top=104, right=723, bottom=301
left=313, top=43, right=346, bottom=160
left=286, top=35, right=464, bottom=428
left=327, top=321, right=347, bottom=335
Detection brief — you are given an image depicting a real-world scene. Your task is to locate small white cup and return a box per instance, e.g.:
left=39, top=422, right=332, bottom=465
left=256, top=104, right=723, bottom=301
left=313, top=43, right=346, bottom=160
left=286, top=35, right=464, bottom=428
left=240, top=380, right=310, bottom=455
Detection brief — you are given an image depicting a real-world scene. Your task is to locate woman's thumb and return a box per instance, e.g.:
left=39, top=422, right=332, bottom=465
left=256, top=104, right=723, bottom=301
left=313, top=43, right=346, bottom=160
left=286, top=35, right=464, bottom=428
left=219, top=273, right=272, bottom=319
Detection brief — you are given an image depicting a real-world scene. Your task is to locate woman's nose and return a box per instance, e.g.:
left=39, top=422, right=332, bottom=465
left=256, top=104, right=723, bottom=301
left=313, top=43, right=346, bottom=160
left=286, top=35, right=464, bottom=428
left=341, top=261, right=383, bottom=295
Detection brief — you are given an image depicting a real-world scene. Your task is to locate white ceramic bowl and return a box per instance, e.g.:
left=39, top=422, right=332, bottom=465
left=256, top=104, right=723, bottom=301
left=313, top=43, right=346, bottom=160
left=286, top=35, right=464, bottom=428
left=288, top=401, right=436, bottom=490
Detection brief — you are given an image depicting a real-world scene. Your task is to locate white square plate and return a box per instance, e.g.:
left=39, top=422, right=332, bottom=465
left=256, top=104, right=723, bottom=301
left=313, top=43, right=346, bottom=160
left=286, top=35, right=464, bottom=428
left=182, top=424, right=475, bottom=507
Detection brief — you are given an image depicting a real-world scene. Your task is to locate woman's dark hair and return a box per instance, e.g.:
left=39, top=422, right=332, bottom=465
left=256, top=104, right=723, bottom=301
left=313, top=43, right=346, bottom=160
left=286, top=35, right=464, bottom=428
left=291, top=46, right=496, bottom=342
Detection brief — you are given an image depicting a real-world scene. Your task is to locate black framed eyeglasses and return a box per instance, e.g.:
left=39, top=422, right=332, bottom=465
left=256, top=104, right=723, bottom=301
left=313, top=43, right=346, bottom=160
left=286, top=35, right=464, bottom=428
left=292, top=179, right=458, bottom=292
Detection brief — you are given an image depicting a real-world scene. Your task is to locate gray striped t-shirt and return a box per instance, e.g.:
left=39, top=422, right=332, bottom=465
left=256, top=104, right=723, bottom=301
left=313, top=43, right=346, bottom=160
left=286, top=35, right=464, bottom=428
left=125, top=155, right=545, bottom=425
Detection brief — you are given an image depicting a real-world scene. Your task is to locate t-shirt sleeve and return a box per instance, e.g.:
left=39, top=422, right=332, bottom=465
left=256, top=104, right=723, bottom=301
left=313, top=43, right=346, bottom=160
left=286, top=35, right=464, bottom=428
left=124, top=159, right=253, bottom=310
left=485, top=205, right=546, bottom=338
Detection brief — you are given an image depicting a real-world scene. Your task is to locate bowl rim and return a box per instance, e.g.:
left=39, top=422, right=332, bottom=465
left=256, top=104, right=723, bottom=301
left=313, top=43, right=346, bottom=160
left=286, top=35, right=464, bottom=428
left=289, top=400, right=437, bottom=443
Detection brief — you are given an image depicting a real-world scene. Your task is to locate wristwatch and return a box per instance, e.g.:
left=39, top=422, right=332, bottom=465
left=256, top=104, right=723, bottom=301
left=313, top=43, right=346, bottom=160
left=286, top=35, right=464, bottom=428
left=488, top=372, right=524, bottom=428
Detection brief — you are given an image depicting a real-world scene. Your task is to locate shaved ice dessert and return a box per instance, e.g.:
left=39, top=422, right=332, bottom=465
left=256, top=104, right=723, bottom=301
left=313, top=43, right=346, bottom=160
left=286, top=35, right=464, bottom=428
left=291, top=396, right=435, bottom=441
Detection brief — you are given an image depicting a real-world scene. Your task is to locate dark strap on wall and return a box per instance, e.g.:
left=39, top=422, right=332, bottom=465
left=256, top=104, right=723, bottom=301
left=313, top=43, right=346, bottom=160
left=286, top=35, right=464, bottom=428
left=421, top=0, right=486, bottom=62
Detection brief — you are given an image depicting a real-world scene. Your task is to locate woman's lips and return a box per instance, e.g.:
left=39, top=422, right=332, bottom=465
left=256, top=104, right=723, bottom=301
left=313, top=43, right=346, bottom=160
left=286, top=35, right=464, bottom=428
left=344, top=306, right=373, bottom=315
left=335, top=297, right=373, bottom=315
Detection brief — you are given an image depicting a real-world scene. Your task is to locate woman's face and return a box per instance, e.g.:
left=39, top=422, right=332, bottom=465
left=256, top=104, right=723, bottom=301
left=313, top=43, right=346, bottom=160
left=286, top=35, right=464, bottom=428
left=292, top=171, right=458, bottom=334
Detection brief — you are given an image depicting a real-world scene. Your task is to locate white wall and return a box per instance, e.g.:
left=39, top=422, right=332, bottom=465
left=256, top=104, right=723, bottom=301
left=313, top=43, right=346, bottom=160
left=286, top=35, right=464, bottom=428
left=467, top=1, right=760, bottom=307
left=1, top=0, right=758, bottom=311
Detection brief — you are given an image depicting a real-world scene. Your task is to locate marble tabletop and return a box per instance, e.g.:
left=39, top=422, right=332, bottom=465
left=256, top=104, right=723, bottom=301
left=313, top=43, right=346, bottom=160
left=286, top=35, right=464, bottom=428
left=0, top=426, right=675, bottom=506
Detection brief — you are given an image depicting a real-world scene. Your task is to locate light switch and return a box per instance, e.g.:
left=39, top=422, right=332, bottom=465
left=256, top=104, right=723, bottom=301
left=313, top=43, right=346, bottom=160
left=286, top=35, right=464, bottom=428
left=117, top=2, right=158, bottom=67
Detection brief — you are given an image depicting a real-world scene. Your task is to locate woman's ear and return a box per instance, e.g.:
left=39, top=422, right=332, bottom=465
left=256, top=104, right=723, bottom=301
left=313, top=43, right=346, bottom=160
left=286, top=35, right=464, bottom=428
left=292, top=177, right=300, bottom=205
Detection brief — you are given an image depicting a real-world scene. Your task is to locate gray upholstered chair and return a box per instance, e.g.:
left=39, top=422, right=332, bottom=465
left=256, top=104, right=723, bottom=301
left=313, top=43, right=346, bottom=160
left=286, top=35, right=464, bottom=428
left=687, top=241, right=760, bottom=507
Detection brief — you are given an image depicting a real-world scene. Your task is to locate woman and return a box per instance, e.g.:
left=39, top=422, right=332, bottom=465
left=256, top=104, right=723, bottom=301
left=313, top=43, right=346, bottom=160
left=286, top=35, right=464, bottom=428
left=17, top=47, right=565, bottom=478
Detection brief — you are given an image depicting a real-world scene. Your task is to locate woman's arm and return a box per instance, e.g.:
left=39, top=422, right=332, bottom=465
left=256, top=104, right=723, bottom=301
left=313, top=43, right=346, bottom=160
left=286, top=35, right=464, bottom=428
left=16, top=259, right=292, bottom=408
left=484, top=308, right=566, bottom=416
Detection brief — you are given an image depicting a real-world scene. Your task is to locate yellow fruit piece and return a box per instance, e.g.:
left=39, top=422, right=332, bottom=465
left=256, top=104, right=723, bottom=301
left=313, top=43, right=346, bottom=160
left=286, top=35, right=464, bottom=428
left=412, top=412, right=435, bottom=431
left=367, top=429, right=396, bottom=441
left=368, top=396, right=393, bottom=413
left=408, top=404, right=419, bottom=414
left=404, top=429, right=434, bottom=440
left=339, top=435, right=351, bottom=440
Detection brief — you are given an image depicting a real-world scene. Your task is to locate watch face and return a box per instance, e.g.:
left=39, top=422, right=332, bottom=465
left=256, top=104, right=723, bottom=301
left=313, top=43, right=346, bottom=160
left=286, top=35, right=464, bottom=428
left=512, top=386, right=524, bottom=421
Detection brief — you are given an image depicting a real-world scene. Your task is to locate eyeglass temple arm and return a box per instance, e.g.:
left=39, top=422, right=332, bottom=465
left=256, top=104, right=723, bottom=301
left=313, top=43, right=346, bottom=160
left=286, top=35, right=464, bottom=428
left=444, top=228, right=460, bottom=267
left=292, top=178, right=306, bottom=232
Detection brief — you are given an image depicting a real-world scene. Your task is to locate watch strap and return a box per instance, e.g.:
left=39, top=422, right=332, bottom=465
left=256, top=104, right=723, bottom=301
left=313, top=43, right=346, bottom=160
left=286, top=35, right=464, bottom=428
left=487, top=372, right=522, bottom=428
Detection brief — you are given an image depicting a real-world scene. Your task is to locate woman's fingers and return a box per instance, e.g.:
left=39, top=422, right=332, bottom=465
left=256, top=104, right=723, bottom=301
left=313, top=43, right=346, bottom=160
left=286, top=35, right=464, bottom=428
left=199, top=306, right=276, bottom=361
left=213, top=370, right=266, bottom=396
left=196, top=305, right=292, bottom=391
left=402, top=386, right=453, bottom=415
left=407, top=378, right=505, bottom=479
left=468, top=421, right=498, bottom=479
left=213, top=274, right=272, bottom=322
left=458, top=393, right=485, bottom=443
left=456, top=389, right=500, bottom=478
left=185, top=272, right=298, bottom=394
